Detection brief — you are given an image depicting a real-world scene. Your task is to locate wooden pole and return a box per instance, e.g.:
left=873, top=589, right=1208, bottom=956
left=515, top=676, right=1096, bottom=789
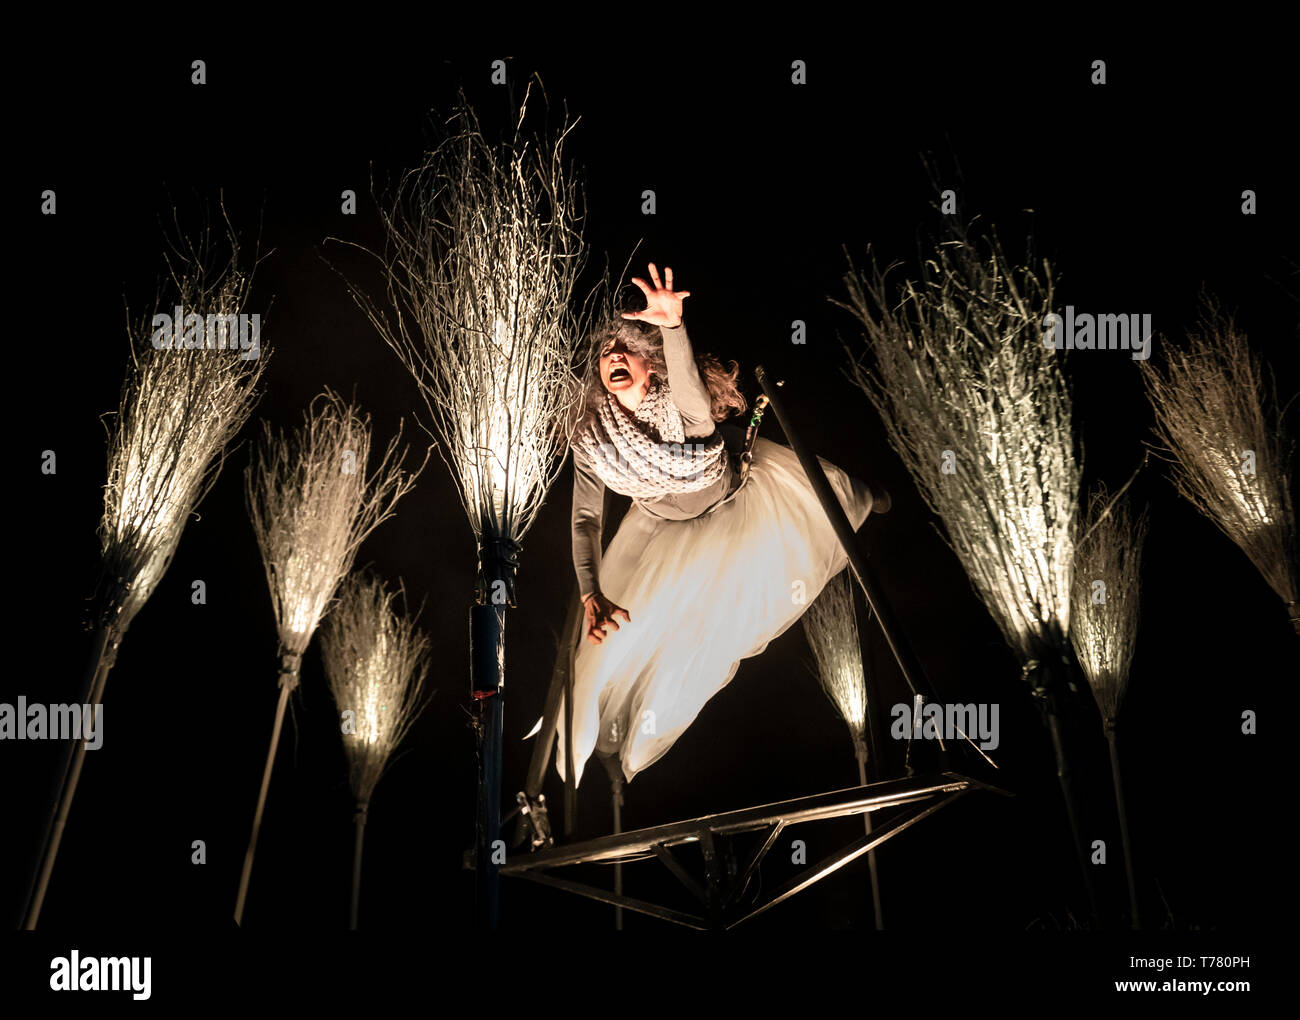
left=23, top=625, right=121, bottom=929
left=1030, top=659, right=1101, bottom=929
left=234, top=654, right=300, bottom=925
left=350, top=800, right=369, bottom=930
left=1106, top=722, right=1140, bottom=929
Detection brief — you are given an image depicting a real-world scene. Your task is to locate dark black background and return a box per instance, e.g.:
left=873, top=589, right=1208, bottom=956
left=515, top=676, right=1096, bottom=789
left=9, top=36, right=1294, bottom=952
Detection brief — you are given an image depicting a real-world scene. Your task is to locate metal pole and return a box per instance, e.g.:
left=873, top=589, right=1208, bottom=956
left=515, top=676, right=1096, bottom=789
left=471, top=600, right=505, bottom=931
left=855, top=745, right=884, bottom=930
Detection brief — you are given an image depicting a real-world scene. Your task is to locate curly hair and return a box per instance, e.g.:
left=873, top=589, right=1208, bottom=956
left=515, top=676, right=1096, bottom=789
left=574, top=314, right=747, bottom=433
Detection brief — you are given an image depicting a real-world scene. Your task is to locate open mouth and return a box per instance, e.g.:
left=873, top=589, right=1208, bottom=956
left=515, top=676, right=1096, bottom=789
left=609, top=366, right=630, bottom=382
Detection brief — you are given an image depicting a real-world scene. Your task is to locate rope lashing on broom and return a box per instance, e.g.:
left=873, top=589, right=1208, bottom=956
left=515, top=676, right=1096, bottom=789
left=277, top=648, right=303, bottom=691
left=476, top=536, right=522, bottom=606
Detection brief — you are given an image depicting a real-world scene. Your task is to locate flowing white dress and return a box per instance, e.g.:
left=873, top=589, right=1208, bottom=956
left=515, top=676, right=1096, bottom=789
left=556, top=435, right=874, bottom=786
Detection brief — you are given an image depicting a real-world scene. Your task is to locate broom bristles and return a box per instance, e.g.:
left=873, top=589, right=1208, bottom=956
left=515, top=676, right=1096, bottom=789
left=100, top=232, right=264, bottom=628
left=245, top=389, right=420, bottom=655
left=1070, top=485, right=1148, bottom=725
left=802, top=569, right=868, bottom=743
left=1144, top=298, right=1298, bottom=611
left=320, top=571, right=431, bottom=802
left=838, top=232, right=1079, bottom=664
left=343, top=82, right=591, bottom=546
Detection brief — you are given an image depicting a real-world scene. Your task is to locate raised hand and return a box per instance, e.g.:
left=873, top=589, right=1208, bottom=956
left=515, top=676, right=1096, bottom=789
left=622, top=263, right=690, bottom=328
left=582, top=591, right=631, bottom=645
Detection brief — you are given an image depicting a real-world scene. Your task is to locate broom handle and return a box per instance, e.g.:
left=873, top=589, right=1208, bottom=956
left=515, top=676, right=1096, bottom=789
left=23, top=627, right=117, bottom=929
left=234, top=677, right=294, bottom=925
left=1037, top=685, right=1101, bottom=927
left=350, top=800, right=369, bottom=930
left=1107, top=727, right=1141, bottom=929
left=856, top=749, right=884, bottom=930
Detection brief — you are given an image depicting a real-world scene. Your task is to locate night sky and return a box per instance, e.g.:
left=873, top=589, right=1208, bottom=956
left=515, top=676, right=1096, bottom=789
left=10, top=37, right=1293, bottom=960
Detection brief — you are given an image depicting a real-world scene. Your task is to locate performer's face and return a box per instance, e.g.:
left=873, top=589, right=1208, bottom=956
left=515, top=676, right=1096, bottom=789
left=599, top=337, right=650, bottom=408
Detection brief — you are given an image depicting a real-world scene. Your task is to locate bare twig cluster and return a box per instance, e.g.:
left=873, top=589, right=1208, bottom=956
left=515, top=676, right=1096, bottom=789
left=321, top=571, right=431, bottom=803
left=1144, top=300, right=1298, bottom=629
left=245, top=390, right=421, bottom=656
left=838, top=234, right=1080, bottom=662
left=1070, top=485, right=1149, bottom=726
left=802, top=569, right=868, bottom=747
left=345, top=80, right=591, bottom=547
left=99, top=212, right=265, bottom=628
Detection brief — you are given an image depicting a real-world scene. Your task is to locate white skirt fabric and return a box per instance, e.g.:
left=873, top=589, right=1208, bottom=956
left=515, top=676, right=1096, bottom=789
left=555, top=437, right=876, bottom=787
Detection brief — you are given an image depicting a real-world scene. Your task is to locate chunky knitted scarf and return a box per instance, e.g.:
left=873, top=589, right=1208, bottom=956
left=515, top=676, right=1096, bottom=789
left=574, top=377, right=726, bottom=500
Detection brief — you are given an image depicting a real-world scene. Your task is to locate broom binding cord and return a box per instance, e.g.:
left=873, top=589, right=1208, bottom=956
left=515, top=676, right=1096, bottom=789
left=277, top=648, right=303, bottom=691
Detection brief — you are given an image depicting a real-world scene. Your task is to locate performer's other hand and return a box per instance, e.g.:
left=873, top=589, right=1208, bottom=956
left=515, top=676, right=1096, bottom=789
left=622, top=263, right=689, bottom=329
left=583, top=592, right=631, bottom=645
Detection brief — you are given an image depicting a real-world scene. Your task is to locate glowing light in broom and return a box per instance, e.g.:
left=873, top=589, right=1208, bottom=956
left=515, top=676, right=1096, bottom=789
left=1071, top=485, right=1148, bottom=729
left=803, top=569, right=869, bottom=753
left=344, top=84, right=588, bottom=565
left=236, top=389, right=422, bottom=924
left=246, top=390, right=419, bottom=653
left=321, top=570, right=432, bottom=928
left=1144, top=298, right=1298, bottom=633
left=839, top=234, right=1078, bottom=662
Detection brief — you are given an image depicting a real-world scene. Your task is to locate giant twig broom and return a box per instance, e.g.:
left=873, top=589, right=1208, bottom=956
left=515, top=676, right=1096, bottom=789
left=1070, top=483, right=1148, bottom=928
left=23, top=214, right=264, bottom=928
left=802, top=568, right=885, bottom=929
left=320, top=570, right=432, bottom=929
left=837, top=229, right=1098, bottom=923
left=340, top=80, right=591, bottom=929
left=1144, top=299, right=1298, bottom=635
left=236, top=389, right=421, bottom=924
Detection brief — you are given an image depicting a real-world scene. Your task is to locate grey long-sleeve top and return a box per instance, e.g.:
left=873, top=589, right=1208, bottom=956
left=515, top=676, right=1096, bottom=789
left=571, top=322, right=734, bottom=600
